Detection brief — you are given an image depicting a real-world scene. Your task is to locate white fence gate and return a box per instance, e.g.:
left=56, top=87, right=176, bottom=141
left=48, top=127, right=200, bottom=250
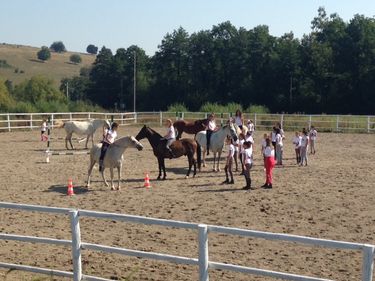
left=0, top=202, right=374, bottom=281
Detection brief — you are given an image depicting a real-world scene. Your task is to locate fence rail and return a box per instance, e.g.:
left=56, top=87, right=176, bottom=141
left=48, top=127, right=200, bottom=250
left=0, top=202, right=374, bottom=281
left=0, top=112, right=374, bottom=133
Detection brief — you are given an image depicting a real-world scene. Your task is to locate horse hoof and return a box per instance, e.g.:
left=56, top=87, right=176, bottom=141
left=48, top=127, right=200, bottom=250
left=203, top=164, right=206, bottom=167
left=185, top=176, right=189, bottom=179
left=111, top=186, right=115, bottom=191
left=117, top=187, right=121, bottom=191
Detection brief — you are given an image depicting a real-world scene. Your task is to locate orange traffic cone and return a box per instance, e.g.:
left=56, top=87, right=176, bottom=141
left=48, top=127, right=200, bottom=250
left=67, top=179, right=75, bottom=196
left=144, top=173, right=151, bottom=188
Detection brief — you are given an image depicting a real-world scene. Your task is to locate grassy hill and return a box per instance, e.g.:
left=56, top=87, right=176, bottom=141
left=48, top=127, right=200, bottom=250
left=0, top=43, right=96, bottom=87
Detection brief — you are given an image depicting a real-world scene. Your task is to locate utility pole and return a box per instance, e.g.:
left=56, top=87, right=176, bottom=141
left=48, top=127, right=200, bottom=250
left=133, top=51, right=136, bottom=113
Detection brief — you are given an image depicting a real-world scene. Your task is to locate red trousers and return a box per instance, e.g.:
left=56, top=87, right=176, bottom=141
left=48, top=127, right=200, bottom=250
left=265, top=156, right=275, bottom=184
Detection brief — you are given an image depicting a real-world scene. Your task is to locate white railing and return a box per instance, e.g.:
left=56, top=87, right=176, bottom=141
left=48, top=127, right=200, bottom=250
left=0, top=202, right=374, bottom=281
left=0, top=112, right=374, bottom=133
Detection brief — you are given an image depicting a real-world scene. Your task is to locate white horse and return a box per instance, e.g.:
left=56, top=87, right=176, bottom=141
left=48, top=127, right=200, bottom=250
left=54, top=119, right=110, bottom=150
left=195, top=123, right=238, bottom=172
left=86, top=136, right=143, bottom=190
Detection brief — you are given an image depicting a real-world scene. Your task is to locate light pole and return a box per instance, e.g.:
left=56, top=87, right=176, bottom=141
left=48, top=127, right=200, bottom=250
left=133, top=51, right=136, bottom=113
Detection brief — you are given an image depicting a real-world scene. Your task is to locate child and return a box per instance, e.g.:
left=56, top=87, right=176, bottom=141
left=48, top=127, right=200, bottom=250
left=247, top=119, right=255, bottom=135
left=40, top=119, right=48, bottom=141
left=242, top=141, right=253, bottom=190
left=238, top=133, right=245, bottom=175
left=271, top=126, right=277, bottom=160
left=309, top=125, right=317, bottom=154
left=292, top=131, right=302, bottom=164
left=99, top=122, right=119, bottom=172
left=261, top=133, right=268, bottom=169
left=234, top=109, right=244, bottom=130
left=300, top=128, right=309, bottom=166
left=163, top=119, right=176, bottom=158
left=223, top=136, right=235, bottom=184
left=275, top=128, right=283, bottom=165
left=262, top=137, right=275, bottom=189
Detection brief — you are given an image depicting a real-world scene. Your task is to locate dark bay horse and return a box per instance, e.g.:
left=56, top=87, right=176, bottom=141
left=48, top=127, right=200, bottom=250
left=135, top=125, right=201, bottom=180
left=173, top=119, right=209, bottom=140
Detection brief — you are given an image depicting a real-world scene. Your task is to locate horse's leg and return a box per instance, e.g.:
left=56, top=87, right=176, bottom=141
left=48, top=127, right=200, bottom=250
left=186, top=154, right=193, bottom=179
left=202, top=146, right=206, bottom=167
left=117, top=164, right=121, bottom=191
left=110, top=168, right=115, bottom=190
left=162, top=158, right=167, bottom=180
left=192, top=156, right=197, bottom=177
left=101, top=168, right=109, bottom=187
left=68, top=134, right=75, bottom=150
left=157, top=158, right=162, bottom=180
left=217, top=150, right=222, bottom=172
left=212, top=151, right=217, bottom=172
left=65, top=133, right=72, bottom=150
left=86, top=159, right=95, bottom=188
left=85, top=135, right=90, bottom=149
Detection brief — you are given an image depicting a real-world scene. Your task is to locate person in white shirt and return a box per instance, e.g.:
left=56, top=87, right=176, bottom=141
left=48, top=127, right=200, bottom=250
left=309, top=125, right=317, bottom=154
left=206, top=113, right=218, bottom=155
left=262, top=137, right=276, bottom=189
left=223, top=136, right=235, bottom=184
left=234, top=109, right=244, bottom=131
left=40, top=119, right=48, bottom=141
left=300, top=128, right=309, bottom=166
left=238, top=133, right=246, bottom=175
left=162, top=119, right=176, bottom=158
left=242, top=141, right=253, bottom=190
left=271, top=126, right=277, bottom=160
left=99, top=122, right=119, bottom=172
left=247, top=119, right=255, bottom=135
left=275, top=128, right=283, bottom=165
left=292, top=131, right=302, bottom=164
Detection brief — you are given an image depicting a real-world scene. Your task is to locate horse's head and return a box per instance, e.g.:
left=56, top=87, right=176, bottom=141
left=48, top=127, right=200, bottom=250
left=135, top=125, right=150, bottom=141
left=130, top=136, right=144, bottom=151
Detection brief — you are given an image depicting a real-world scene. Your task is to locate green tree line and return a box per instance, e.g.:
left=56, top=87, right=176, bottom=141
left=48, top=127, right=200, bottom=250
left=1, top=8, right=375, bottom=114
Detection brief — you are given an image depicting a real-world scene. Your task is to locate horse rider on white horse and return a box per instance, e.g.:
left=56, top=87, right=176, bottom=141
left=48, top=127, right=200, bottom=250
left=99, top=122, right=119, bottom=172
left=206, top=113, right=219, bottom=156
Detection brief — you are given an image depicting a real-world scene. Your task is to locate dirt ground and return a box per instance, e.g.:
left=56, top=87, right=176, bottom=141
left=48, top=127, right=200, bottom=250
left=0, top=125, right=375, bottom=281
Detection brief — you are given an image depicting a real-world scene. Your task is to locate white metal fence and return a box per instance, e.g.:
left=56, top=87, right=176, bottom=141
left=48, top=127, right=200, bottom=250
left=0, top=111, right=374, bottom=133
left=0, top=202, right=374, bottom=281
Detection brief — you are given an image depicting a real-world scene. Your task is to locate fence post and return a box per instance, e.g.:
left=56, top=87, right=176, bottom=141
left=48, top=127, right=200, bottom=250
left=30, top=114, right=33, bottom=130
left=280, top=114, right=284, bottom=128
left=254, top=113, right=257, bottom=128
left=309, top=115, right=312, bottom=129
left=7, top=114, right=10, bottom=132
left=70, top=210, right=82, bottom=281
left=160, top=111, right=163, bottom=127
left=336, top=115, right=339, bottom=132
left=198, top=224, right=209, bottom=281
left=181, top=112, right=185, bottom=120
left=134, top=112, right=137, bottom=124
left=70, top=113, right=72, bottom=121
left=368, top=116, right=370, bottom=133
left=362, top=245, right=374, bottom=281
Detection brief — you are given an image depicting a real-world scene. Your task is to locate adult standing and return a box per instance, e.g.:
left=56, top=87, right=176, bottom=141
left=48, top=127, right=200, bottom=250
left=234, top=109, right=244, bottom=131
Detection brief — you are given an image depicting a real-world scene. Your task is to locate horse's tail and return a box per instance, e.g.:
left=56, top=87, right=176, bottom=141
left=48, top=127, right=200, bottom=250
left=54, top=119, right=65, bottom=128
left=196, top=140, right=201, bottom=170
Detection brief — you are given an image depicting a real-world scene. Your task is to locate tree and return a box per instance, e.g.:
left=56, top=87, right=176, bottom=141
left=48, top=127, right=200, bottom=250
left=0, top=78, right=15, bottom=111
left=37, top=46, right=51, bottom=62
left=86, top=44, right=98, bottom=54
left=13, top=76, right=65, bottom=103
left=50, top=41, right=66, bottom=53
left=70, top=54, right=82, bottom=64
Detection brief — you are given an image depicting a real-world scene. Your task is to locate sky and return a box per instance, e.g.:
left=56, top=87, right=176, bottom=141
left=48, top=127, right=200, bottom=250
left=1, top=0, right=375, bottom=56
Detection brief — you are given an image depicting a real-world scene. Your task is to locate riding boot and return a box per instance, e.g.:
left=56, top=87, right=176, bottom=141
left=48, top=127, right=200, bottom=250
left=242, top=178, right=251, bottom=190
left=167, top=148, right=174, bottom=159
left=206, top=144, right=210, bottom=156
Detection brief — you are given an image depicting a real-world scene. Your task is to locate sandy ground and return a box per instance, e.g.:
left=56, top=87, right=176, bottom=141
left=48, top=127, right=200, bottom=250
left=0, top=126, right=375, bottom=281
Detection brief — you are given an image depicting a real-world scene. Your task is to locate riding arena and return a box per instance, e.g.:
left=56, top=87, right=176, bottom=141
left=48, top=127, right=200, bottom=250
left=0, top=112, right=375, bottom=281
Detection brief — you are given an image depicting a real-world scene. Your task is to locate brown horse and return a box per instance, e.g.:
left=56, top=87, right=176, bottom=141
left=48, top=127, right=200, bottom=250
left=173, top=119, right=209, bottom=140
left=136, top=125, right=201, bottom=180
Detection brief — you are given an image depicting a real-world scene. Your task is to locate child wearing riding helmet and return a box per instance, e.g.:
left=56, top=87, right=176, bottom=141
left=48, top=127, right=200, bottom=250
left=99, top=122, right=119, bottom=172
left=223, top=136, right=235, bottom=184
left=162, top=119, right=176, bottom=158
left=206, top=113, right=218, bottom=155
